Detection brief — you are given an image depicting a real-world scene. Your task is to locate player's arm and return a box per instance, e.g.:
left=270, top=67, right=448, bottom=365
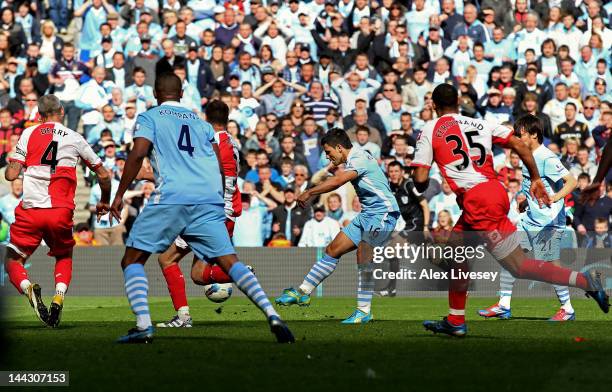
left=109, top=137, right=151, bottom=223
left=297, top=169, right=358, bottom=208
left=551, top=173, right=576, bottom=203
left=505, top=136, right=550, bottom=207
left=212, top=142, right=225, bottom=199
left=579, top=140, right=612, bottom=205
left=411, top=166, right=431, bottom=194
left=5, top=161, right=23, bottom=181
left=420, top=198, right=430, bottom=230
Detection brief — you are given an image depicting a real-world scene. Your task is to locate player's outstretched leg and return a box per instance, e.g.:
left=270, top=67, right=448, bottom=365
left=478, top=268, right=513, bottom=320
left=117, top=250, right=154, bottom=344
left=157, top=241, right=192, bottom=328
left=276, top=232, right=355, bottom=307
left=275, top=253, right=338, bottom=307
left=46, top=254, right=73, bottom=327
left=217, top=255, right=294, bottom=343
left=4, top=249, right=48, bottom=324
left=501, top=247, right=609, bottom=313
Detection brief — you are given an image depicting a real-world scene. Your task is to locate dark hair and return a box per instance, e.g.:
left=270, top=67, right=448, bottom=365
left=205, top=100, right=230, bottom=126
left=514, top=114, right=543, bottom=144
left=387, top=160, right=403, bottom=170
left=432, top=83, right=458, bottom=110
left=320, top=128, right=352, bottom=149
left=355, top=125, right=370, bottom=134
left=133, top=66, right=146, bottom=76
left=154, top=72, right=182, bottom=98
left=577, top=173, right=590, bottom=182
left=565, top=102, right=577, bottom=111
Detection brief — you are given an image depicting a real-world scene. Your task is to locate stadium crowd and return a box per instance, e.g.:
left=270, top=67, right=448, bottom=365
left=0, top=0, right=609, bottom=249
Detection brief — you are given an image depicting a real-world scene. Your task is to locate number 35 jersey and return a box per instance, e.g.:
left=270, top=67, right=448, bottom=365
left=411, top=114, right=513, bottom=197
left=10, top=121, right=102, bottom=210
left=133, top=101, right=224, bottom=206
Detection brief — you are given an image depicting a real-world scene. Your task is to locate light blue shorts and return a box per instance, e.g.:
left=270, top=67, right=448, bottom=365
left=342, top=211, right=400, bottom=247
left=518, top=221, right=563, bottom=262
left=126, top=203, right=234, bottom=260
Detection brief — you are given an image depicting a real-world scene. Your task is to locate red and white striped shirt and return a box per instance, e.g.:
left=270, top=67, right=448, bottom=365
left=214, top=130, right=242, bottom=220
left=10, top=122, right=102, bottom=209
left=411, top=114, right=513, bottom=196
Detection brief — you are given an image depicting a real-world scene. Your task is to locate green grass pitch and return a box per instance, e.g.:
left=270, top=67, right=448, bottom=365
left=2, top=296, right=611, bottom=391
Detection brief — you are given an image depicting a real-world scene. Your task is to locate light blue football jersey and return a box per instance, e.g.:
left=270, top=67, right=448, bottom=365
left=133, top=101, right=224, bottom=205
left=521, top=144, right=568, bottom=228
left=344, top=148, right=399, bottom=215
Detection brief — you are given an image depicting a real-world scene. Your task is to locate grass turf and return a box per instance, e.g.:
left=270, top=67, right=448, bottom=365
left=1, top=296, right=611, bottom=391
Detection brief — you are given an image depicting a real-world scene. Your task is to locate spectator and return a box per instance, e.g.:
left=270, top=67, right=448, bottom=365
left=570, top=147, right=598, bottom=180
left=0, top=177, right=22, bottom=227
left=124, top=67, right=155, bottom=115
left=75, top=66, right=110, bottom=137
left=272, top=186, right=311, bottom=245
left=325, top=192, right=344, bottom=221
left=543, top=82, right=580, bottom=130
left=429, top=179, right=461, bottom=227
left=73, top=222, right=100, bottom=247
left=88, top=105, right=123, bottom=145
left=574, top=182, right=612, bottom=237
left=48, top=43, right=87, bottom=131
left=583, top=218, right=610, bottom=248
left=298, top=205, right=340, bottom=247
left=275, top=135, right=308, bottom=170
left=552, top=102, right=592, bottom=147
left=432, top=209, right=454, bottom=244
left=353, top=126, right=381, bottom=160
left=233, top=194, right=267, bottom=246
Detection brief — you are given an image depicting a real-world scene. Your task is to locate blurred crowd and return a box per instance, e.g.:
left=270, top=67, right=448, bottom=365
left=0, top=0, right=609, bottom=249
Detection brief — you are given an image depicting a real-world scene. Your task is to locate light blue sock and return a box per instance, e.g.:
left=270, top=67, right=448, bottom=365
left=498, top=268, right=515, bottom=309
left=357, top=263, right=374, bottom=313
left=299, top=253, right=339, bottom=295
left=553, top=285, right=573, bottom=312
left=123, top=264, right=151, bottom=329
left=229, top=262, right=278, bottom=318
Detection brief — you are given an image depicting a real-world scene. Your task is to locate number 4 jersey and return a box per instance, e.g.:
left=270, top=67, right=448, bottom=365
left=133, top=101, right=224, bottom=205
left=411, top=114, right=513, bottom=197
left=10, top=121, right=102, bottom=209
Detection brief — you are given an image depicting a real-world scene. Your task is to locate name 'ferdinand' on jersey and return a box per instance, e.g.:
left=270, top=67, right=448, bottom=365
left=411, top=114, right=513, bottom=197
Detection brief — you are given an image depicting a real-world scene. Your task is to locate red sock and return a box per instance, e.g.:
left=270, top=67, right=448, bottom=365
left=54, top=257, right=73, bottom=288
left=202, top=264, right=232, bottom=284
left=517, top=259, right=588, bottom=289
left=448, top=290, right=468, bottom=325
left=162, top=264, right=188, bottom=311
left=5, top=261, right=29, bottom=294
left=447, top=264, right=470, bottom=325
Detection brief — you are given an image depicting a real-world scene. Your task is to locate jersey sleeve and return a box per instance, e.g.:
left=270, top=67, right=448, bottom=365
left=411, top=126, right=433, bottom=168
left=490, top=123, right=514, bottom=146
left=75, top=135, right=103, bottom=170
left=9, top=131, right=29, bottom=165
left=133, top=113, right=155, bottom=143
left=544, top=156, right=569, bottom=183
left=205, top=122, right=215, bottom=143
left=345, top=155, right=367, bottom=176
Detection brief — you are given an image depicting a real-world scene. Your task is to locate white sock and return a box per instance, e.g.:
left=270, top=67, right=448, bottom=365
left=20, top=279, right=31, bottom=294
left=55, top=283, right=67, bottom=297
left=561, top=300, right=574, bottom=314
left=498, top=294, right=511, bottom=309
left=136, top=314, right=152, bottom=330
left=178, top=306, right=190, bottom=319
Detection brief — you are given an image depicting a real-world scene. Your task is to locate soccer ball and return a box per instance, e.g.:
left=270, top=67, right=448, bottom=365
left=204, top=283, right=233, bottom=303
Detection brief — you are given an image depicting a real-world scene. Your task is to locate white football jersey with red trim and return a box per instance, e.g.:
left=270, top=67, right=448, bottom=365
left=10, top=122, right=102, bottom=209
left=411, top=114, right=513, bottom=196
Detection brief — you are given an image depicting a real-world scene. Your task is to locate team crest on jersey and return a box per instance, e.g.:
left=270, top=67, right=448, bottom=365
left=401, top=196, right=409, bottom=204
